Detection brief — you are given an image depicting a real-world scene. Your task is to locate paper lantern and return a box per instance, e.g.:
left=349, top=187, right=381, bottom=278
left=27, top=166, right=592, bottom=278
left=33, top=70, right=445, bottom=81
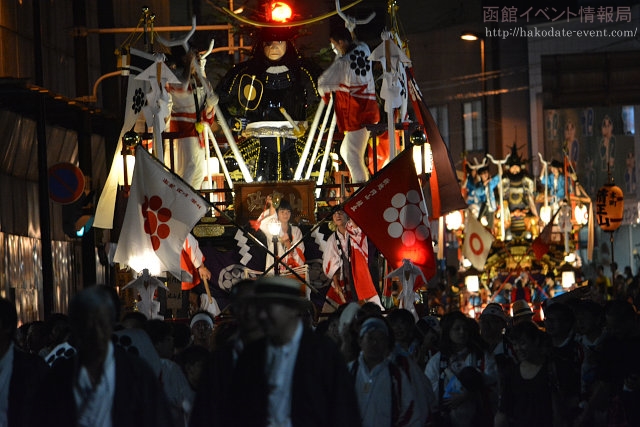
left=595, top=183, right=624, bottom=232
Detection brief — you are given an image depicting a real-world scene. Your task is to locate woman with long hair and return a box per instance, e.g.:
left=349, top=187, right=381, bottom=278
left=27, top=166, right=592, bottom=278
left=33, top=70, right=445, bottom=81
left=425, top=311, right=497, bottom=426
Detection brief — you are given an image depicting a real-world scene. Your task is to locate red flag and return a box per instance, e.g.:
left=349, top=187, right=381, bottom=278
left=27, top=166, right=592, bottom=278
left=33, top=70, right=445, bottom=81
left=344, top=149, right=437, bottom=281
left=406, top=68, right=467, bottom=218
left=532, top=210, right=559, bottom=261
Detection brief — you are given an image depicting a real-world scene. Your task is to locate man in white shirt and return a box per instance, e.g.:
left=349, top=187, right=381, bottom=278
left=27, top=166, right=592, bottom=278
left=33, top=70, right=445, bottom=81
left=31, top=286, right=174, bottom=427
left=219, top=276, right=362, bottom=427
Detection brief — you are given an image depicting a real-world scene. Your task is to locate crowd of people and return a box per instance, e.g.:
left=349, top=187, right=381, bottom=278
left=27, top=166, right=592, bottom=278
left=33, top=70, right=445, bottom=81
left=2, top=272, right=640, bottom=426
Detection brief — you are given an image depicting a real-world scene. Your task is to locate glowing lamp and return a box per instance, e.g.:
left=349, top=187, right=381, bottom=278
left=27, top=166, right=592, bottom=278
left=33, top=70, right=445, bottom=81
left=270, top=1, right=292, bottom=22
left=127, top=252, right=164, bottom=277
left=411, top=130, right=432, bottom=174
left=559, top=263, right=575, bottom=289
left=445, top=210, right=463, bottom=231
left=267, top=220, right=281, bottom=238
left=596, top=183, right=624, bottom=232
left=464, top=266, right=481, bottom=292
left=574, top=203, right=589, bottom=226
left=539, top=205, right=551, bottom=225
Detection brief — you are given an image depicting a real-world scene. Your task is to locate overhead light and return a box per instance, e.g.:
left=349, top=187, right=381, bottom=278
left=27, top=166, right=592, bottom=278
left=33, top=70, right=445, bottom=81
left=461, top=32, right=480, bottom=41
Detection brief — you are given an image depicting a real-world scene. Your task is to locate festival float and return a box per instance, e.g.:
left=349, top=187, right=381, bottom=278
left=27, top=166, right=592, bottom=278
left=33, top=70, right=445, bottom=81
left=91, top=0, right=596, bottom=320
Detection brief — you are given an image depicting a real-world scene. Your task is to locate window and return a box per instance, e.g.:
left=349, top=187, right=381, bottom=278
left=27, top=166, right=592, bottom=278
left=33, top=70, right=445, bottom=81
left=429, top=105, right=450, bottom=147
left=463, top=100, right=484, bottom=151
left=622, top=106, right=635, bottom=135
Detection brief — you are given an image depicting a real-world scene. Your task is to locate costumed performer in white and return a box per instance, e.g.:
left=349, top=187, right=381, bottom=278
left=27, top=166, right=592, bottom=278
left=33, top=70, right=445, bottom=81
left=165, top=47, right=218, bottom=190
left=317, top=25, right=380, bottom=184
left=322, top=207, right=382, bottom=310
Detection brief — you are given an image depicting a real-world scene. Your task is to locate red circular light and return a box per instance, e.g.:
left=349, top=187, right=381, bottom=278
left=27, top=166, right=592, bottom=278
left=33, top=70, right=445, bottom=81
left=270, top=1, right=292, bottom=22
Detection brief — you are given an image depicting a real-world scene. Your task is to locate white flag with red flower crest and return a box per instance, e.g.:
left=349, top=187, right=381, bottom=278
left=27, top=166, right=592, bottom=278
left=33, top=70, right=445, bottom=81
left=114, top=146, right=209, bottom=279
left=344, top=148, right=437, bottom=287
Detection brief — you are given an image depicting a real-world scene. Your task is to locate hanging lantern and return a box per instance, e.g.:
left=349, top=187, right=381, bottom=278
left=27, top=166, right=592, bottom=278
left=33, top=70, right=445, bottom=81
left=558, top=262, right=576, bottom=289
left=595, top=183, right=624, bottom=232
left=464, top=266, right=481, bottom=292
left=573, top=203, right=589, bottom=226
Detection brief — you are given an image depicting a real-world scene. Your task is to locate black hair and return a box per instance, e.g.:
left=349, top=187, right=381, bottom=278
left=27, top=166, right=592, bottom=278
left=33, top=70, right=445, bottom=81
left=544, top=301, right=575, bottom=325
left=329, top=25, right=354, bottom=43
left=144, top=318, right=173, bottom=345
left=277, top=198, right=293, bottom=212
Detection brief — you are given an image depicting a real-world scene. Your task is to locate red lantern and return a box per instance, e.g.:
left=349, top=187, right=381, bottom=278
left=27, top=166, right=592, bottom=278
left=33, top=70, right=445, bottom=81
left=595, top=183, right=624, bottom=232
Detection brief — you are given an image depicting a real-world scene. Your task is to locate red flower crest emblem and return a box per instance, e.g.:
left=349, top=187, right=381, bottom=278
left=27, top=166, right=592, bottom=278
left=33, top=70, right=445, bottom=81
left=141, top=195, right=172, bottom=250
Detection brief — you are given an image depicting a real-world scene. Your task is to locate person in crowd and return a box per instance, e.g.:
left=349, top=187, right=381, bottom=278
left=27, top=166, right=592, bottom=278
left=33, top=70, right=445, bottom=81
left=23, top=321, right=48, bottom=357
left=350, top=316, right=428, bottom=427
left=189, top=312, right=216, bottom=352
left=0, top=297, right=49, bottom=427
left=411, top=315, right=441, bottom=370
left=317, top=25, right=380, bottom=184
left=425, top=311, right=497, bottom=426
left=258, top=198, right=306, bottom=276
left=118, top=311, right=148, bottom=330
left=165, top=47, right=217, bottom=190
left=575, top=300, right=640, bottom=427
left=144, top=319, right=193, bottom=427
left=387, top=308, right=436, bottom=425
left=339, top=302, right=384, bottom=364
left=322, top=207, right=381, bottom=309
left=216, top=27, right=321, bottom=182
left=315, top=305, right=344, bottom=345
left=595, top=264, right=613, bottom=302
left=176, top=344, right=210, bottom=398
left=336, top=302, right=362, bottom=363
left=40, top=313, right=76, bottom=367
left=543, top=301, right=583, bottom=424
left=539, top=271, right=557, bottom=301
left=479, top=303, right=510, bottom=358
left=32, top=286, right=174, bottom=427
left=172, top=322, right=192, bottom=358
left=190, top=279, right=264, bottom=427
left=510, top=299, right=534, bottom=326
left=219, top=276, right=361, bottom=426
left=572, top=299, right=607, bottom=414
left=479, top=302, right=515, bottom=413
left=495, top=321, right=554, bottom=427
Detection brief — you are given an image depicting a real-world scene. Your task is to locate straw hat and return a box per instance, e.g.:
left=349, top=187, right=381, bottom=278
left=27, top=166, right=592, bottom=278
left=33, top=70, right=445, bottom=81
left=512, top=299, right=533, bottom=319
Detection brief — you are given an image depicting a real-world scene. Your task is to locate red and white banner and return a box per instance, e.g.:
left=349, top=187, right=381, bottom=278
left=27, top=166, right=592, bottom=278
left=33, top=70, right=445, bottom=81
left=114, top=146, right=209, bottom=279
left=462, top=210, right=495, bottom=270
left=344, top=149, right=437, bottom=285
